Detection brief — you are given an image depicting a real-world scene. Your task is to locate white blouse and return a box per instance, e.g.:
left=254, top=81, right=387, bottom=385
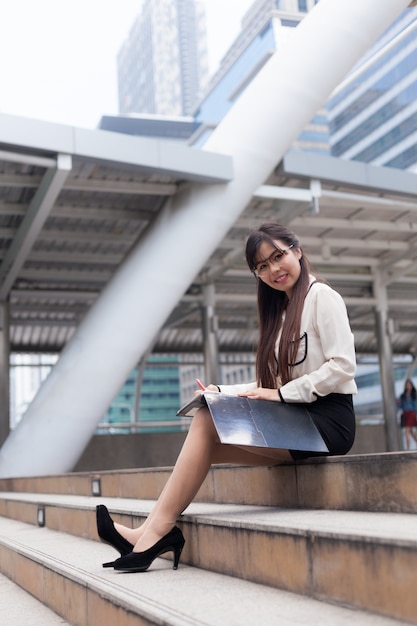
left=219, top=278, right=357, bottom=404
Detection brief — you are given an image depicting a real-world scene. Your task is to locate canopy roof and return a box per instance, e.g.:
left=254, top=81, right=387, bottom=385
left=1, top=113, right=416, bottom=359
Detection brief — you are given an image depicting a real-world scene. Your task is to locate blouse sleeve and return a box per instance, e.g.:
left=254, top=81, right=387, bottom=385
left=217, top=381, right=258, bottom=395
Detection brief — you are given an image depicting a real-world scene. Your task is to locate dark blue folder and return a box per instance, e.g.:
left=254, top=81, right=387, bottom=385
left=177, top=392, right=328, bottom=452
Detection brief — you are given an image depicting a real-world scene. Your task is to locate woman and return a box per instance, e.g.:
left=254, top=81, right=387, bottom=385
left=399, top=378, right=417, bottom=450
left=96, top=222, right=357, bottom=572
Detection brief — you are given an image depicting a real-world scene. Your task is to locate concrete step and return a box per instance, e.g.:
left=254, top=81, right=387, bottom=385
left=0, top=516, right=409, bottom=626
left=1, top=451, right=416, bottom=513
left=0, top=493, right=416, bottom=623
left=0, top=572, right=70, bottom=625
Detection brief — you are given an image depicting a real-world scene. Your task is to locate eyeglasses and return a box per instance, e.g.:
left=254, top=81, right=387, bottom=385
left=253, top=245, right=294, bottom=278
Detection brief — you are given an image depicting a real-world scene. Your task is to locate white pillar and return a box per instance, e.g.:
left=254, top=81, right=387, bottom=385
left=0, top=302, right=10, bottom=447
left=0, top=0, right=410, bottom=477
left=373, top=272, right=401, bottom=451
left=202, top=283, right=220, bottom=385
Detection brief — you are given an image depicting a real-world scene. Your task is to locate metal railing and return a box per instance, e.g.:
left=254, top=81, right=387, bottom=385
left=95, top=418, right=190, bottom=434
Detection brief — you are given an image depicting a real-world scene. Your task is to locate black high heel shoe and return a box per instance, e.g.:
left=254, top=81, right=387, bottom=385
left=112, top=526, right=185, bottom=572
left=96, top=504, right=134, bottom=567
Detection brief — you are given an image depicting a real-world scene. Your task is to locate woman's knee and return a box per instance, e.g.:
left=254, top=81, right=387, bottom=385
left=189, top=408, right=218, bottom=439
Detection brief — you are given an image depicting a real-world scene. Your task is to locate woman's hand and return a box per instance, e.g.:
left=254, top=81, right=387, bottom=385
left=193, top=383, right=220, bottom=396
left=205, top=384, right=220, bottom=392
left=238, top=387, right=280, bottom=401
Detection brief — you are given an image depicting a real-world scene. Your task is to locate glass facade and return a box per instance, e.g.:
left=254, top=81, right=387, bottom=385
left=191, top=4, right=416, bottom=168
left=192, top=11, right=329, bottom=152
left=194, top=22, right=278, bottom=128
left=332, top=79, right=417, bottom=156
left=327, top=7, right=417, bottom=170
left=353, top=110, right=417, bottom=164
left=354, top=363, right=416, bottom=423
left=100, top=356, right=182, bottom=434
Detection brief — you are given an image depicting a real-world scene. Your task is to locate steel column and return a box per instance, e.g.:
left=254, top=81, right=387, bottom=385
left=0, top=302, right=10, bottom=447
left=373, top=272, right=401, bottom=451
left=202, top=283, right=220, bottom=385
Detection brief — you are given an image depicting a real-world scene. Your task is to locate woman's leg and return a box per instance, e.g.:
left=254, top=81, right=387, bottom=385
left=405, top=427, right=412, bottom=450
left=114, top=407, right=291, bottom=552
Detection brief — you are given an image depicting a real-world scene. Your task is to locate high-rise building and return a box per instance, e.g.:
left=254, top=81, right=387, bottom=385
left=192, top=0, right=328, bottom=151
left=327, top=9, right=417, bottom=171
left=117, top=0, right=208, bottom=117
left=192, top=1, right=417, bottom=172
left=100, top=356, right=182, bottom=434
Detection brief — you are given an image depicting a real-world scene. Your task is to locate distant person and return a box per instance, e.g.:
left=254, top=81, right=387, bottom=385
left=96, top=222, right=357, bottom=573
left=399, top=378, right=417, bottom=450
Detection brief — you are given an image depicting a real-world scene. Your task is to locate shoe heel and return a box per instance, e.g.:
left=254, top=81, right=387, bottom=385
left=113, top=526, right=185, bottom=573
left=173, top=539, right=185, bottom=570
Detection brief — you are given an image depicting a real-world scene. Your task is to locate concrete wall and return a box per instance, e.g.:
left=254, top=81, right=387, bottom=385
left=74, top=431, right=187, bottom=472
left=73, top=424, right=390, bottom=472
left=349, top=424, right=387, bottom=455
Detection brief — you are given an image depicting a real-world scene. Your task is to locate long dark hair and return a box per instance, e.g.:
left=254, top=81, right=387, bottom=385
left=401, top=378, right=416, bottom=400
left=245, top=223, right=319, bottom=388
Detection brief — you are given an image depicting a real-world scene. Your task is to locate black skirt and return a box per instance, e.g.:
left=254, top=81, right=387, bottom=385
left=289, top=393, right=356, bottom=460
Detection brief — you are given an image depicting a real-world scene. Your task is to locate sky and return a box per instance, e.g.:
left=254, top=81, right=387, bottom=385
left=0, top=0, right=253, bottom=130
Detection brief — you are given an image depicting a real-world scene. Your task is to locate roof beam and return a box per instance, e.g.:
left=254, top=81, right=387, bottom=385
left=0, top=173, right=177, bottom=196
left=18, top=267, right=112, bottom=283
left=0, top=173, right=41, bottom=188
left=0, top=154, right=72, bottom=300
left=0, top=150, right=56, bottom=169
left=254, top=184, right=312, bottom=202
left=320, top=189, right=417, bottom=212
left=0, top=202, right=156, bottom=222
left=51, top=205, right=155, bottom=221
left=293, top=216, right=417, bottom=234
left=280, top=149, right=417, bottom=197
left=383, top=255, right=417, bottom=286
left=0, top=113, right=234, bottom=183
left=0, top=228, right=136, bottom=244
left=64, top=178, right=178, bottom=196
left=28, top=250, right=124, bottom=265
left=10, top=288, right=99, bottom=301
left=247, top=182, right=417, bottom=212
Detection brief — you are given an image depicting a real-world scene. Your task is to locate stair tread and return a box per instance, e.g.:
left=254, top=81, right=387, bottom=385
left=2, top=454, right=416, bottom=514
left=0, top=572, right=70, bottom=624
left=0, top=516, right=407, bottom=626
left=1, top=492, right=417, bottom=544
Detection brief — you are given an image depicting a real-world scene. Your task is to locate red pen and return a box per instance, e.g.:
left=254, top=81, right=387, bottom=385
left=196, top=378, right=206, bottom=391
